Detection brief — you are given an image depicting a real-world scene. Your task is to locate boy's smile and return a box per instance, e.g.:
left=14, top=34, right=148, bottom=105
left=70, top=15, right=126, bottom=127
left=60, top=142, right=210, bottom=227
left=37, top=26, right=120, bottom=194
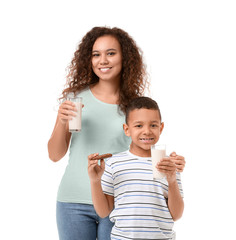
left=123, top=108, right=164, bottom=157
left=140, top=137, right=155, bottom=143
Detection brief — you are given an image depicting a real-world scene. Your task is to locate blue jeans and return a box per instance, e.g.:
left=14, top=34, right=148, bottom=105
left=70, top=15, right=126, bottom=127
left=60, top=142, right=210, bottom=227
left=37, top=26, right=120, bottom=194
left=56, top=201, right=113, bottom=240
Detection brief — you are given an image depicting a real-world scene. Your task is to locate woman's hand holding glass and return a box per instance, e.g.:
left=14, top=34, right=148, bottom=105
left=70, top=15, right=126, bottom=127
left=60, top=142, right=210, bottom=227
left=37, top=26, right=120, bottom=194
left=57, top=101, right=78, bottom=124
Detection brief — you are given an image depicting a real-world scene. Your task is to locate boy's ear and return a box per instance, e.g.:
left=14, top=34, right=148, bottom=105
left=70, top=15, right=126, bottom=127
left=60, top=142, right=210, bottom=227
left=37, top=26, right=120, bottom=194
left=160, top=122, right=164, bottom=134
left=123, top=123, right=130, bottom=137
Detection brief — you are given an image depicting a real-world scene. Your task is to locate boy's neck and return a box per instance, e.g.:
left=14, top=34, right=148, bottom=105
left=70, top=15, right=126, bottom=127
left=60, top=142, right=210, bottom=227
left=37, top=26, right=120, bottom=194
left=129, top=144, right=151, bottom=157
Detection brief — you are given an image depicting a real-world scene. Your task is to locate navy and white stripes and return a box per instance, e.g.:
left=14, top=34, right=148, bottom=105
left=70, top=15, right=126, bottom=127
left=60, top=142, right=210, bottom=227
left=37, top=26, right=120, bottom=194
left=101, top=150, right=183, bottom=240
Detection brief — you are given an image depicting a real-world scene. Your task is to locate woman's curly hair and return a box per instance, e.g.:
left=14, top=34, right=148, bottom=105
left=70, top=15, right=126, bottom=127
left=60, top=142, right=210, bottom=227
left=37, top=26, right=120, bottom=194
left=61, top=26, right=149, bottom=113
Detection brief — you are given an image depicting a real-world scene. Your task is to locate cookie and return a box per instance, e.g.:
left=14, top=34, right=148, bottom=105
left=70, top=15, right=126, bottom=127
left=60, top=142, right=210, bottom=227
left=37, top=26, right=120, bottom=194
left=91, top=153, right=112, bottom=160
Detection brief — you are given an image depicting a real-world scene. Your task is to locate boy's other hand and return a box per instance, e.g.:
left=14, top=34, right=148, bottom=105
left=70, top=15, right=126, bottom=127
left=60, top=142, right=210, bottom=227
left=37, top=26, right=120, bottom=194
left=88, top=153, right=105, bottom=183
left=170, top=152, right=185, bottom=172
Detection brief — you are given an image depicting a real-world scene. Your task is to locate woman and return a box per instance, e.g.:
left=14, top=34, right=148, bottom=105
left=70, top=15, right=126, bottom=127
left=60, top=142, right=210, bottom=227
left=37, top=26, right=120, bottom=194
left=48, top=26, right=185, bottom=240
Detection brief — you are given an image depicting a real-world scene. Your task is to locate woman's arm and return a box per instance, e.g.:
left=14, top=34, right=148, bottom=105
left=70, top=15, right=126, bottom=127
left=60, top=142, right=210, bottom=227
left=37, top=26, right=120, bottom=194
left=48, top=100, right=77, bottom=162
left=47, top=115, right=71, bottom=162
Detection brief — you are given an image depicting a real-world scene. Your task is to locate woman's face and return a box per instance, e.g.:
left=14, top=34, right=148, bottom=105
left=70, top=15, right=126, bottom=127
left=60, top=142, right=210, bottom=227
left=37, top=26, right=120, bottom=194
left=92, top=35, right=122, bottom=83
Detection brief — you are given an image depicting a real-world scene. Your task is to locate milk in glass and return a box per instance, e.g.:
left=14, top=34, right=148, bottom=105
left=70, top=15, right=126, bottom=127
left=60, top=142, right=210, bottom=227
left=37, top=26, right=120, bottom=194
left=151, top=144, right=166, bottom=179
left=67, top=94, right=82, bottom=132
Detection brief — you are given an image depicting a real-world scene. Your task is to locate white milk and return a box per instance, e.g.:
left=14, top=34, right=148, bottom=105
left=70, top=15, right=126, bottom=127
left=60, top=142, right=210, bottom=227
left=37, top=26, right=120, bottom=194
left=151, top=146, right=166, bottom=179
left=69, top=102, right=82, bottom=132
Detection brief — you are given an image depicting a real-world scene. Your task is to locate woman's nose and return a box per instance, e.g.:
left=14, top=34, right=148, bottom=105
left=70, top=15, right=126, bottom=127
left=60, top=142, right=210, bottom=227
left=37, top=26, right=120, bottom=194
left=100, top=54, right=109, bottom=65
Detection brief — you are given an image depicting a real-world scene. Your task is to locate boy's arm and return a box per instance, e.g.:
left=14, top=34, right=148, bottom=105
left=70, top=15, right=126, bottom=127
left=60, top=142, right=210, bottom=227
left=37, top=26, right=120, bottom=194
left=167, top=179, right=184, bottom=221
left=88, top=153, right=114, bottom=218
left=90, top=180, right=114, bottom=218
left=157, top=157, right=184, bottom=221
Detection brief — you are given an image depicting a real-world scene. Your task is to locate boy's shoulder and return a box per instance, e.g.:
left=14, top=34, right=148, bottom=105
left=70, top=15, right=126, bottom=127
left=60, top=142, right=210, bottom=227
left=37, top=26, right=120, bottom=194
left=105, top=150, right=149, bottom=165
left=105, top=150, right=130, bottom=164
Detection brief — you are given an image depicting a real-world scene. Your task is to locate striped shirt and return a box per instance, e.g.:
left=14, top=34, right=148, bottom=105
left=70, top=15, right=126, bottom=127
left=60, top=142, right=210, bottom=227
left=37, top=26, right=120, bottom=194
left=101, top=150, right=184, bottom=240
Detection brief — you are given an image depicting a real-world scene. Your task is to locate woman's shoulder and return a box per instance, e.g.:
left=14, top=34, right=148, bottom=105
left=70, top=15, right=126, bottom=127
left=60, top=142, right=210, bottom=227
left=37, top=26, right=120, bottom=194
left=75, top=87, right=90, bottom=97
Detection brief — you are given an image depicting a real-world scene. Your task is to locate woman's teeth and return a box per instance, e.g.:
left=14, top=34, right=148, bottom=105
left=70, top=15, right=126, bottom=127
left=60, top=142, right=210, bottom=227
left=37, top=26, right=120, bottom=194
left=100, top=67, right=111, bottom=72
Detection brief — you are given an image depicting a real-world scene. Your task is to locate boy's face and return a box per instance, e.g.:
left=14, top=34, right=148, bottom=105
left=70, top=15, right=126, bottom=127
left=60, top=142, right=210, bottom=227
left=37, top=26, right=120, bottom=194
left=123, top=108, right=164, bottom=157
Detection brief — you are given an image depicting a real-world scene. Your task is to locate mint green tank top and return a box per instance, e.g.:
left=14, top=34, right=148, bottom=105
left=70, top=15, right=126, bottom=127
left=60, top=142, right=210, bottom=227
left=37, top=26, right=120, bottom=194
left=57, top=88, right=131, bottom=204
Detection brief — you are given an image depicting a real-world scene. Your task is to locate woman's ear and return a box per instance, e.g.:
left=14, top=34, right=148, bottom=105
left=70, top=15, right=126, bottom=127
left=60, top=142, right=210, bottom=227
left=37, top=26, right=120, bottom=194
left=123, top=123, right=130, bottom=137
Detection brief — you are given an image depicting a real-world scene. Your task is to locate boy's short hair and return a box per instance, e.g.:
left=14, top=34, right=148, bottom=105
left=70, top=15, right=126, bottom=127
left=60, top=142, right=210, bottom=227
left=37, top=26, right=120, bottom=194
left=125, top=97, right=162, bottom=123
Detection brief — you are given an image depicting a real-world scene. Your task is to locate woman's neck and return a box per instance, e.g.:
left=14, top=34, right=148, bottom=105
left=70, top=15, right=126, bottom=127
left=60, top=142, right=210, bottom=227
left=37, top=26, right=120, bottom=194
left=90, top=81, right=120, bottom=104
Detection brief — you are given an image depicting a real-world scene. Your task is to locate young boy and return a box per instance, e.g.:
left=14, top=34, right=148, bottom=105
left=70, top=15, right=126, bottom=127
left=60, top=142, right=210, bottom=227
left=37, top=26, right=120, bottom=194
left=88, top=97, right=184, bottom=240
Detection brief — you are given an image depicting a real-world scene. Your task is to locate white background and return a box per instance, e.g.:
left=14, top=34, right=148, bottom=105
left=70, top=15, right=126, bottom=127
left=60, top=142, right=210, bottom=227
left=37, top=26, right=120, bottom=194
left=0, top=0, right=235, bottom=239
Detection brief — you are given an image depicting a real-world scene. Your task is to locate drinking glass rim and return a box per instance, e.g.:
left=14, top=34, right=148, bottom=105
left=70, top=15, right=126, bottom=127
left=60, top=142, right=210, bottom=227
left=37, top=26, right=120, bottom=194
left=151, top=144, right=166, bottom=149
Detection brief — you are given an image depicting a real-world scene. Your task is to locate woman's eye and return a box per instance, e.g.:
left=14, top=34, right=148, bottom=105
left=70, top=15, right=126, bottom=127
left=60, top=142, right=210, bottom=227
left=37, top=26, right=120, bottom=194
left=92, top=53, right=100, bottom=57
left=108, top=52, right=115, bottom=56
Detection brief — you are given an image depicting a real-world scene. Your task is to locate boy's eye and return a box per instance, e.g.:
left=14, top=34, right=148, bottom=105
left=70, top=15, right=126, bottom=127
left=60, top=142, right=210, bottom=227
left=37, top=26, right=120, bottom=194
left=151, top=124, right=158, bottom=128
left=135, top=125, right=142, bottom=128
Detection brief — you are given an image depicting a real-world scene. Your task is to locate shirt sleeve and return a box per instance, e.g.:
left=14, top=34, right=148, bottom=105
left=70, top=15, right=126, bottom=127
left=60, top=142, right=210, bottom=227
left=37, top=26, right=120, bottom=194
left=101, top=159, right=114, bottom=196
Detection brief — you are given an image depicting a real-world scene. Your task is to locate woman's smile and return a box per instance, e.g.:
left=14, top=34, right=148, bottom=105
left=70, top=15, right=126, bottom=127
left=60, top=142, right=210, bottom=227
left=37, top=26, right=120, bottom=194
left=99, top=67, right=112, bottom=73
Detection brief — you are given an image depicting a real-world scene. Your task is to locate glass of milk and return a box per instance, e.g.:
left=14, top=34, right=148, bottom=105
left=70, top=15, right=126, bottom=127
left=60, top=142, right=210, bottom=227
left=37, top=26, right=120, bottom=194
left=151, top=144, right=166, bottom=179
left=67, top=94, right=82, bottom=132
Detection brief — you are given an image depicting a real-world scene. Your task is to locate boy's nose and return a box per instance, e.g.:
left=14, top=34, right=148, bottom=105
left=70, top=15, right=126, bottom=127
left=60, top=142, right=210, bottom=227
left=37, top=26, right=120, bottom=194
left=143, top=127, right=151, bottom=134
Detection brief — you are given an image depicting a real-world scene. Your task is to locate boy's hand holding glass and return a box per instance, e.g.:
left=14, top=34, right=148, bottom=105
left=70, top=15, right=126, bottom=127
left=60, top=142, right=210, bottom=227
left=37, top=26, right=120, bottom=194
left=157, top=157, right=177, bottom=184
left=169, top=152, right=186, bottom=172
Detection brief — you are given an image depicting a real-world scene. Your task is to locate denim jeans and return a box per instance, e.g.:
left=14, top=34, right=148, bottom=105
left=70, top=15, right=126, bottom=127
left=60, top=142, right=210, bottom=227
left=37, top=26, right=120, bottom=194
left=56, top=201, right=113, bottom=240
